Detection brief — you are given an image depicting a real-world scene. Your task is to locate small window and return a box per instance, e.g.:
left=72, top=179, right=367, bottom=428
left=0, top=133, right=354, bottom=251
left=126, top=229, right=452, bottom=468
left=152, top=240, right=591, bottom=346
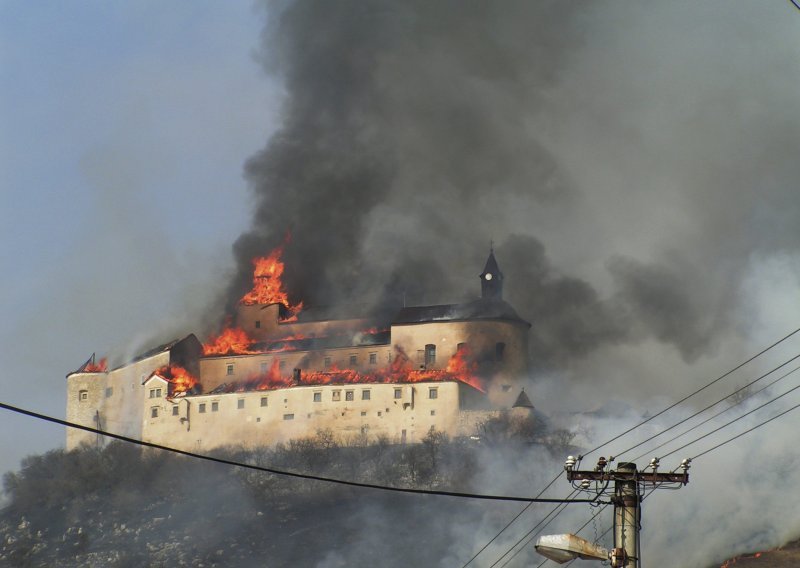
left=324, top=357, right=332, bottom=369
left=149, top=389, right=156, bottom=399
left=156, top=388, right=162, bottom=398
left=279, top=360, right=286, bottom=370
left=349, top=355, right=357, bottom=366
left=496, top=342, right=506, bottom=361
left=255, top=320, right=261, bottom=329
left=429, top=388, right=438, bottom=400
left=313, top=392, right=322, bottom=402
left=457, top=342, right=466, bottom=353
left=430, top=410, right=436, bottom=416
left=226, top=364, right=234, bottom=376
left=199, top=403, right=206, bottom=413
left=151, top=407, right=159, bottom=418
left=283, top=413, right=294, bottom=421
left=260, top=362, right=268, bottom=374
left=369, top=352, right=377, bottom=365
left=345, top=390, right=354, bottom=401
left=425, top=344, right=436, bottom=367
left=237, top=399, right=245, bottom=409
left=394, top=388, right=402, bottom=399
left=172, top=406, right=179, bottom=416
left=105, top=387, right=113, bottom=398
left=332, top=390, right=341, bottom=401
left=377, top=411, right=382, bottom=417
left=362, top=390, right=371, bottom=401
left=212, top=401, right=219, bottom=412
left=260, top=396, right=268, bottom=407
left=360, top=411, right=367, bottom=416
left=78, top=390, right=88, bottom=402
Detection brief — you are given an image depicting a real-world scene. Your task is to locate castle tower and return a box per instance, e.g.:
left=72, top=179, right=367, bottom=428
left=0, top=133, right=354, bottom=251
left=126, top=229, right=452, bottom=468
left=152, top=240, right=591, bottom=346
left=479, top=247, right=504, bottom=300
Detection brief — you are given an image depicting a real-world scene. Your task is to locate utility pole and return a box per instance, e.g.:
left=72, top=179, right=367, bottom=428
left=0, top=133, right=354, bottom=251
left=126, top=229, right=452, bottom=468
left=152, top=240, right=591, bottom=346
left=561, top=456, right=691, bottom=567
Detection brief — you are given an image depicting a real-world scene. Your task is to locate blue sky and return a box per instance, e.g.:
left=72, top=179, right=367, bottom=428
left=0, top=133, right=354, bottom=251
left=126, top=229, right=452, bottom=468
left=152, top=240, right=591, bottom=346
left=0, top=1, right=280, bottom=474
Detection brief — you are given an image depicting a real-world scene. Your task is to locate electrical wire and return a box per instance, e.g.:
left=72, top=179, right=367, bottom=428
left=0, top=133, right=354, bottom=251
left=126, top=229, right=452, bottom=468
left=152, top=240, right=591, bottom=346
left=0, top=401, right=602, bottom=504
left=580, top=326, right=800, bottom=458
left=678, top=398, right=800, bottom=461
left=657, top=381, right=800, bottom=459
left=459, top=470, right=564, bottom=567
left=615, top=355, right=800, bottom=461
left=630, top=363, right=800, bottom=463
left=492, top=492, right=577, bottom=568
left=790, top=0, right=800, bottom=13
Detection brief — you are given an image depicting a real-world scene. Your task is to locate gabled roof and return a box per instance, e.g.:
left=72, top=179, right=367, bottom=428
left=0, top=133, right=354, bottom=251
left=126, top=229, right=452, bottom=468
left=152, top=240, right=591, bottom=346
left=512, top=389, right=534, bottom=409
left=392, top=298, right=530, bottom=326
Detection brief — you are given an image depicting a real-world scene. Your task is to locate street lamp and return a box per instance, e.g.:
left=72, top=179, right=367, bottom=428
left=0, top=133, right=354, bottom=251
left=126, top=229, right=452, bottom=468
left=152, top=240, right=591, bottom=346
left=534, top=534, right=609, bottom=564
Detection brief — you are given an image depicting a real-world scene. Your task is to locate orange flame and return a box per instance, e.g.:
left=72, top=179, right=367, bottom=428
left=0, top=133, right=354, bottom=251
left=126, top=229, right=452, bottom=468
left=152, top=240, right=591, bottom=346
left=203, top=326, right=258, bottom=356
left=83, top=357, right=107, bottom=373
left=152, top=364, right=199, bottom=395
left=239, top=241, right=303, bottom=319
left=236, top=346, right=484, bottom=393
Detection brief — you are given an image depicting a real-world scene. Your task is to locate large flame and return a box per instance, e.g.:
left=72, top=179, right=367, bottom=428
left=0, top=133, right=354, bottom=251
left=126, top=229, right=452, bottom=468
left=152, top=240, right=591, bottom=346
left=239, top=241, right=303, bottom=319
left=152, top=364, right=199, bottom=395
left=203, top=326, right=258, bottom=356
left=229, top=346, right=484, bottom=393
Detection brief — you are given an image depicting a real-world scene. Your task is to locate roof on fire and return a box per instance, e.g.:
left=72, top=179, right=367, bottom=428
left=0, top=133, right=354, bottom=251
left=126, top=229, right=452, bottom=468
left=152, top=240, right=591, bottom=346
left=392, top=298, right=530, bottom=327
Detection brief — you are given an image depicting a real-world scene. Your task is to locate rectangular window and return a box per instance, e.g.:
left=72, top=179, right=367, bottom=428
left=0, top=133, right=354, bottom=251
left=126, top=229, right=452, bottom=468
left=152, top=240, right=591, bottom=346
left=172, top=406, right=179, bottom=416
left=377, top=411, right=382, bottom=417
left=151, top=407, right=159, bottom=418
left=394, top=388, right=402, bottom=399
left=149, top=389, right=157, bottom=399
left=105, top=387, right=113, bottom=398
left=279, top=360, right=286, bottom=370
left=313, top=392, right=322, bottom=402
left=430, top=410, right=436, bottom=416
left=324, top=357, right=332, bottom=369
left=360, top=411, right=367, bottom=416
left=283, top=414, right=294, bottom=421
left=79, top=390, right=88, bottom=401
left=362, top=390, right=371, bottom=401
left=349, top=354, right=357, bottom=366
left=425, top=344, right=436, bottom=367
left=369, top=352, right=377, bottom=365
left=345, top=390, right=354, bottom=401
left=212, top=401, right=219, bottom=412
left=255, top=320, right=261, bottom=329
left=260, top=396, right=268, bottom=407
left=199, top=403, right=206, bottom=413
left=332, top=390, right=341, bottom=401
left=226, top=364, right=234, bottom=376
left=237, top=399, right=245, bottom=409
left=429, top=387, right=438, bottom=399
left=156, top=388, right=162, bottom=398
left=260, top=362, right=268, bottom=374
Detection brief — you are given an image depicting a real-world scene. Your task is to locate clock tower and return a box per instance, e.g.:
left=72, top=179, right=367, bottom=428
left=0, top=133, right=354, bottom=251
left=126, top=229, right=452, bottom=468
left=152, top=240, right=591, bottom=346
left=479, top=247, right=504, bottom=300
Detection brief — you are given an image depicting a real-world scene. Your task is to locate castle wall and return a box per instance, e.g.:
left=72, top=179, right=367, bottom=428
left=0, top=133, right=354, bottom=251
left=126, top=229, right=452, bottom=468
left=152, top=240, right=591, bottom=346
left=199, top=344, right=394, bottom=391
left=141, top=381, right=473, bottom=450
left=237, top=302, right=371, bottom=342
left=66, top=350, right=175, bottom=450
left=390, top=319, right=529, bottom=406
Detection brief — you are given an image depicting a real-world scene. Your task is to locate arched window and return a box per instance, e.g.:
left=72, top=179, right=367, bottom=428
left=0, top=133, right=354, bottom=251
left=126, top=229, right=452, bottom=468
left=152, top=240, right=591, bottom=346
left=425, top=344, right=436, bottom=367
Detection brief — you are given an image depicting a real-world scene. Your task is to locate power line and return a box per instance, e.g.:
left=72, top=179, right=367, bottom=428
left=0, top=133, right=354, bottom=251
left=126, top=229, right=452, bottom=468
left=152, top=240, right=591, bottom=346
left=662, top=393, right=800, bottom=460
left=581, top=326, right=800, bottom=458
left=790, top=0, right=800, bottom=13
left=615, top=354, right=800, bottom=460
left=459, top=471, right=563, bottom=568
left=0, top=401, right=600, bottom=504
left=630, top=363, right=800, bottom=463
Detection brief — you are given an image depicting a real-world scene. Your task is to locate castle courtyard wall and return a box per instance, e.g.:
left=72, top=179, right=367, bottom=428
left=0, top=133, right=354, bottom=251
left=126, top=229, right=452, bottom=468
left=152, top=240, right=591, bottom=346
left=141, top=381, right=470, bottom=450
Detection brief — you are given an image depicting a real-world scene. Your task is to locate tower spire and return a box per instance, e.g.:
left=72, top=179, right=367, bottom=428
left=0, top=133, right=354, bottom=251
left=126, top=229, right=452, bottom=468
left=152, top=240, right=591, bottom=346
left=479, top=247, right=504, bottom=300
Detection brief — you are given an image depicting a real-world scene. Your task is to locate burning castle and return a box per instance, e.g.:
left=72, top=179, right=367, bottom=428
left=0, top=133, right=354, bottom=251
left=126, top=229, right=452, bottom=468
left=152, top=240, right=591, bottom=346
left=66, top=247, right=531, bottom=450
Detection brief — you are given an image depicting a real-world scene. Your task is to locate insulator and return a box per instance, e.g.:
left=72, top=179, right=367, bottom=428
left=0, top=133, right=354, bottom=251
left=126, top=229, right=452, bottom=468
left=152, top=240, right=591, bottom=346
left=680, top=458, right=692, bottom=471
left=564, top=455, right=577, bottom=471
left=597, top=456, right=608, bottom=469
left=649, top=457, right=660, bottom=469
left=580, top=479, right=592, bottom=490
